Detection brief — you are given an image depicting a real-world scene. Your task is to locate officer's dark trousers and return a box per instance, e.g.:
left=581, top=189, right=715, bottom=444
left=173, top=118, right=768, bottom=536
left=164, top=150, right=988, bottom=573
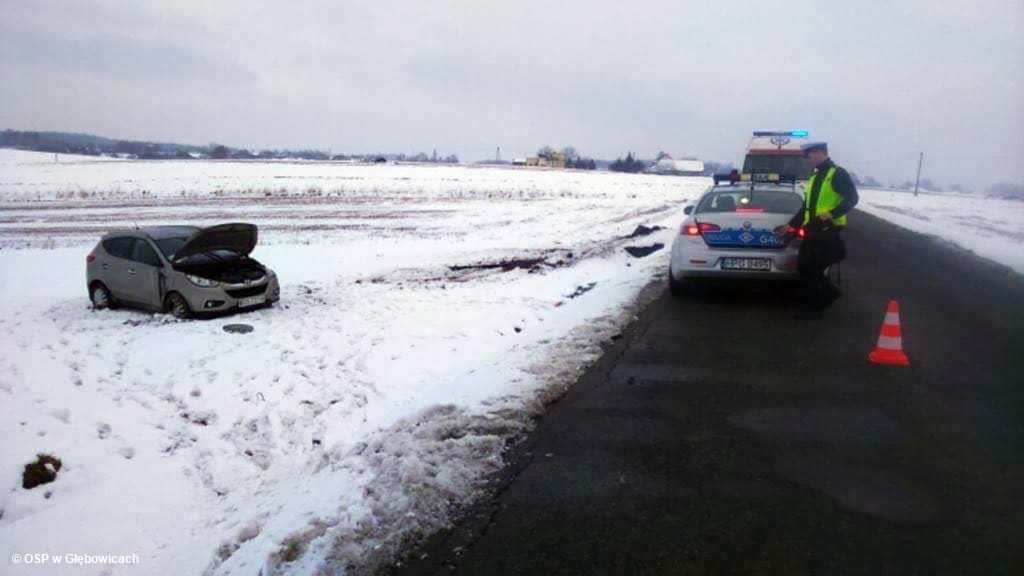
left=798, top=235, right=840, bottom=310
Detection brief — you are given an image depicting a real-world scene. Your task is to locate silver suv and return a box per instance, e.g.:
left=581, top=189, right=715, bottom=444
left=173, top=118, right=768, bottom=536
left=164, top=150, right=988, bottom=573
left=86, top=223, right=280, bottom=319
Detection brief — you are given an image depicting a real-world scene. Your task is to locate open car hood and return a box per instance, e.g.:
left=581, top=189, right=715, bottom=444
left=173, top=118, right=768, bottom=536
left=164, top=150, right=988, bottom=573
left=173, top=223, right=258, bottom=261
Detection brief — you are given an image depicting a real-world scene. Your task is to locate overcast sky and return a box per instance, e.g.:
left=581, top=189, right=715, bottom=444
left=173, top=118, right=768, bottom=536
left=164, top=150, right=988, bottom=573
left=2, top=0, right=1022, bottom=188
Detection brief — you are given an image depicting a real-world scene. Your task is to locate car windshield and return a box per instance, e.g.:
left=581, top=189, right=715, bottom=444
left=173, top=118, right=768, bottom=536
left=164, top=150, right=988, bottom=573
left=742, top=155, right=811, bottom=180
left=154, top=236, right=189, bottom=259
left=696, top=190, right=803, bottom=214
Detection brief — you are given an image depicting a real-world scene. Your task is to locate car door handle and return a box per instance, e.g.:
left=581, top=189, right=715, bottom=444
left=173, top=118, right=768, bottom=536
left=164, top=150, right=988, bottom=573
left=127, top=268, right=137, bottom=275
left=102, top=263, right=110, bottom=270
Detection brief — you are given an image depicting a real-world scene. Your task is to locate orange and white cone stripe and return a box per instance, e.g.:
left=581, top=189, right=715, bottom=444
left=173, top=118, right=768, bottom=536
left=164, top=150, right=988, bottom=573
left=869, top=300, right=910, bottom=366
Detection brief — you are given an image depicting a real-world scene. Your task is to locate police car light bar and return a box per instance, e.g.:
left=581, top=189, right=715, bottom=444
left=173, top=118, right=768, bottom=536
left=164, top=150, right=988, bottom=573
left=713, top=173, right=798, bottom=186
left=752, top=130, right=809, bottom=137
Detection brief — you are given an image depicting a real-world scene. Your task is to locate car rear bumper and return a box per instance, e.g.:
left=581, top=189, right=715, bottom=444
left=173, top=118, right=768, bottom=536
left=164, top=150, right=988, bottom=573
left=675, top=269, right=801, bottom=281
left=670, top=236, right=801, bottom=280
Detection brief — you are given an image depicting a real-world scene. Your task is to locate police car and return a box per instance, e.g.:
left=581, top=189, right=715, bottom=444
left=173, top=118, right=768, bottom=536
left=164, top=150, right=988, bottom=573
left=668, top=174, right=806, bottom=297
left=742, top=131, right=812, bottom=181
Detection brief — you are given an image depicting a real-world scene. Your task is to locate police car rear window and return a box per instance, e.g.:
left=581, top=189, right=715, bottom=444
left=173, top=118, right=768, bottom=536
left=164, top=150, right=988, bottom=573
left=696, top=191, right=803, bottom=214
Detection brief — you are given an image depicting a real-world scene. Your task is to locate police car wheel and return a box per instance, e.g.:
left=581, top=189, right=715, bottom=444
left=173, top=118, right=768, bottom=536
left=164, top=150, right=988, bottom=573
left=669, top=269, right=690, bottom=299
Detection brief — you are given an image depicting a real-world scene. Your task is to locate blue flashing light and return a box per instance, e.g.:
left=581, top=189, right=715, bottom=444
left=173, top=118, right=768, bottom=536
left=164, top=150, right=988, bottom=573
left=790, top=130, right=809, bottom=137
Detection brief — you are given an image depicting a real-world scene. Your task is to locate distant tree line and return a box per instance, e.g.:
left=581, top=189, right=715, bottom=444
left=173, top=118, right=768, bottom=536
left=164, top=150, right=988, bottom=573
left=568, top=157, right=597, bottom=170
left=1, top=129, right=206, bottom=158
left=985, top=182, right=1023, bottom=200
left=389, top=151, right=460, bottom=164
left=1, top=129, right=459, bottom=164
left=609, top=152, right=647, bottom=173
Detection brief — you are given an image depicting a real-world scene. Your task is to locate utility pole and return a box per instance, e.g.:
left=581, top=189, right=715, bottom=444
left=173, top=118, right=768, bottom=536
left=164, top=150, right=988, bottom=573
left=913, top=152, right=923, bottom=197
left=496, top=146, right=501, bottom=163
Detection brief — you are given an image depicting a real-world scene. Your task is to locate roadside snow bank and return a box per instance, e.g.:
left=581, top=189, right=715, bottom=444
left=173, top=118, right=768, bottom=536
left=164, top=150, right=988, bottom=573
left=0, top=152, right=705, bottom=575
left=858, top=188, right=1024, bottom=273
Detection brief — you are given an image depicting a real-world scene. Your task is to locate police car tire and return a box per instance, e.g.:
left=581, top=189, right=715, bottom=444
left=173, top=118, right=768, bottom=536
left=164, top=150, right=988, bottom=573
left=669, top=270, right=689, bottom=299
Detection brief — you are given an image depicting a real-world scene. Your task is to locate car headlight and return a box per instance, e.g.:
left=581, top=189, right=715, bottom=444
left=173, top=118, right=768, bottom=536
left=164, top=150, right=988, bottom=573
left=186, top=274, right=219, bottom=287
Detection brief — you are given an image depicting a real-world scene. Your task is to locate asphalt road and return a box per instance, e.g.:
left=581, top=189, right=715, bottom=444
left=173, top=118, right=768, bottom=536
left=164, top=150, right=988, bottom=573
left=389, top=210, right=1024, bottom=576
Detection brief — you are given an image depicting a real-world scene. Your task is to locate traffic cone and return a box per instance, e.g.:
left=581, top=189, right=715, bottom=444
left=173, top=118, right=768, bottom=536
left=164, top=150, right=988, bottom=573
left=869, top=300, right=910, bottom=366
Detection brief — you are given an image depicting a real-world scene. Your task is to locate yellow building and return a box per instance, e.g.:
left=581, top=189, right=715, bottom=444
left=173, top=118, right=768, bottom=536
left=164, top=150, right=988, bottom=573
left=525, top=152, right=567, bottom=169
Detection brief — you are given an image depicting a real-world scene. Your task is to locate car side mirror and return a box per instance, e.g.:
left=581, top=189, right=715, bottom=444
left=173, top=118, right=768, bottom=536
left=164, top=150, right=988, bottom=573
left=684, top=206, right=694, bottom=215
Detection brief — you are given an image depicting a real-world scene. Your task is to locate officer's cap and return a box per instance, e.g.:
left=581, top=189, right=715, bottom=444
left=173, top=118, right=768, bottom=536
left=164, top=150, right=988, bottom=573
left=801, top=142, right=828, bottom=157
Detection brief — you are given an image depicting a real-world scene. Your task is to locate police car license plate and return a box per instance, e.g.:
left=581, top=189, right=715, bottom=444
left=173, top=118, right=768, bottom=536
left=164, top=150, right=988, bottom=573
left=239, top=295, right=265, bottom=308
left=721, top=257, right=771, bottom=271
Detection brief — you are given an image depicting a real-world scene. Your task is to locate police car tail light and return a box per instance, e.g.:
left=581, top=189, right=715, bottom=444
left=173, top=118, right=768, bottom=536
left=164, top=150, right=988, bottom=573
left=682, top=222, right=720, bottom=236
left=786, top=226, right=806, bottom=238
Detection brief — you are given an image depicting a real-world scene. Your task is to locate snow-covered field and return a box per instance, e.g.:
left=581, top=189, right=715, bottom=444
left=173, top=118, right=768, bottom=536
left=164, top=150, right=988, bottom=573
left=1, top=149, right=1020, bottom=575
left=0, top=149, right=699, bottom=575
left=857, top=187, right=1024, bottom=273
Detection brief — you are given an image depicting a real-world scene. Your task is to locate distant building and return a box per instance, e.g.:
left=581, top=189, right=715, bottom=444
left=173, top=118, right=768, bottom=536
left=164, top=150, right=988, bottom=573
left=512, top=158, right=528, bottom=166
left=524, top=152, right=567, bottom=169
left=646, top=157, right=705, bottom=175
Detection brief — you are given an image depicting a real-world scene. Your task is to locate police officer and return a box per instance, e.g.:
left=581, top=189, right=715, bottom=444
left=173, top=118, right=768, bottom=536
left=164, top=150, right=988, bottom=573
left=781, top=142, right=859, bottom=319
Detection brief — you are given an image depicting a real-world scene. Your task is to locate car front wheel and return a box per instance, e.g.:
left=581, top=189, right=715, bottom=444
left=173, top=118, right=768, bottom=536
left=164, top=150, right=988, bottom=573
left=165, top=292, right=192, bottom=320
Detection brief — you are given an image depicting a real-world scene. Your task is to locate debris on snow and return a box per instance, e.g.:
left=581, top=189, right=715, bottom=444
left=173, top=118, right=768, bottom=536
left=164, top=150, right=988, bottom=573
left=22, top=454, right=62, bottom=489
left=624, top=243, right=665, bottom=258
left=449, top=257, right=545, bottom=273
left=567, top=282, right=598, bottom=299
left=626, top=224, right=664, bottom=238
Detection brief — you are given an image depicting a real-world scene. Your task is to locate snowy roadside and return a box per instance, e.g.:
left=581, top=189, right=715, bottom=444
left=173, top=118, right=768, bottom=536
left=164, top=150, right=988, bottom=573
left=0, top=150, right=703, bottom=575
left=857, top=188, right=1024, bottom=274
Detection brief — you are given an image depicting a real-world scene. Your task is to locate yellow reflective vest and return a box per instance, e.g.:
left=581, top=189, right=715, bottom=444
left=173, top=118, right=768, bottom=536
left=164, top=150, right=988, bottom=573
left=803, top=167, right=848, bottom=226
